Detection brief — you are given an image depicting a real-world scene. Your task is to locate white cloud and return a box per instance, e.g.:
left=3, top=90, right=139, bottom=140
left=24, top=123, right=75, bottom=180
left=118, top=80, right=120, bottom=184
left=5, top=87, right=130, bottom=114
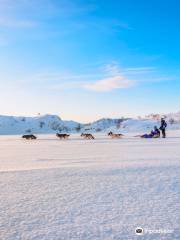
left=103, top=63, right=121, bottom=75
left=124, top=67, right=156, bottom=74
left=25, top=63, right=136, bottom=92
left=103, top=63, right=156, bottom=75
left=28, top=63, right=135, bottom=92
left=84, top=75, right=134, bottom=92
left=82, top=63, right=135, bottom=92
left=16, top=63, right=171, bottom=93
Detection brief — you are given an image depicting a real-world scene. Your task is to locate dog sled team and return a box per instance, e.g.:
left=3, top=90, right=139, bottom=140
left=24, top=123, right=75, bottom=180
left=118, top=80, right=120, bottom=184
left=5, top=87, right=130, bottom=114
left=22, top=118, right=167, bottom=140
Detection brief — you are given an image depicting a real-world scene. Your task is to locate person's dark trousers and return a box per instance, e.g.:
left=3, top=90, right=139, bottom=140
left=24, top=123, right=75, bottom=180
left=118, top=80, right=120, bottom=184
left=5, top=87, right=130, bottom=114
left=162, top=129, right=166, bottom=138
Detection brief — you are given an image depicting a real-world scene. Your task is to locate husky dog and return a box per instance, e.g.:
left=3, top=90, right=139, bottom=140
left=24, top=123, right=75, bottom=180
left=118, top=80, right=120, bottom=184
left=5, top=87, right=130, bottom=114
left=81, top=133, right=95, bottom=139
left=108, top=132, right=124, bottom=138
left=56, top=133, right=70, bottom=139
left=22, top=134, right=37, bottom=140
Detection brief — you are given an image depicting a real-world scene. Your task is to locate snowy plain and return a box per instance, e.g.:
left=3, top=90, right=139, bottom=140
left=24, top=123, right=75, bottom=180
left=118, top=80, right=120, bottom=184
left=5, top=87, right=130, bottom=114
left=0, top=131, right=180, bottom=239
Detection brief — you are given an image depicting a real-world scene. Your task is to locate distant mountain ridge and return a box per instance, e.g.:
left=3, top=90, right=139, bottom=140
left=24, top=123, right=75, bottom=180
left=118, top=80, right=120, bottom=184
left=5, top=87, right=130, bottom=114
left=0, top=112, right=180, bottom=135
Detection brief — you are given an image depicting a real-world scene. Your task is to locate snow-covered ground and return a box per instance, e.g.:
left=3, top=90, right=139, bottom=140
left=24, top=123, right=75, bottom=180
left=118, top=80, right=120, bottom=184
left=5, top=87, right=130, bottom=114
left=0, top=131, right=180, bottom=239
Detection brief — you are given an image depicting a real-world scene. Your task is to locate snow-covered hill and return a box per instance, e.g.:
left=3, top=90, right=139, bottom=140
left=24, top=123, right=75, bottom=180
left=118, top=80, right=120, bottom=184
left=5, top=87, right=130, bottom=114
left=0, top=114, right=81, bottom=135
left=81, top=118, right=129, bottom=133
left=0, top=114, right=129, bottom=135
left=108, top=113, right=180, bottom=134
left=1, top=112, right=180, bottom=135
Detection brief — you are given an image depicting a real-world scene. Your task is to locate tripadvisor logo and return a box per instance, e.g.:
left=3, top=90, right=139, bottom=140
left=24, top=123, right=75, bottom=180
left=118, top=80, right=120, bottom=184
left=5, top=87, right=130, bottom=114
left=135, top=227, right=144, bottom=235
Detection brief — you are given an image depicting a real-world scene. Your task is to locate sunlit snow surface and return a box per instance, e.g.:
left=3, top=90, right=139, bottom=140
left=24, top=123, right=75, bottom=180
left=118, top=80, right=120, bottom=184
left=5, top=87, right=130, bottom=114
left=0, top=132, right=180, bottom=239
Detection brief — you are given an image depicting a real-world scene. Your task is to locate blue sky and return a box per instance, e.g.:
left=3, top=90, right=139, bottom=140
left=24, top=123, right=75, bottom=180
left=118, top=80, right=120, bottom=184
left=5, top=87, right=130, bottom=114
left=0, top=0, right=180, bottom=122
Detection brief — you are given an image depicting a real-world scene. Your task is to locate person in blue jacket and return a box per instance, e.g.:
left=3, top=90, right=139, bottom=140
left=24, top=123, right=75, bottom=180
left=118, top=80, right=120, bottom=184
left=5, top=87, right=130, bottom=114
left=141, top=126, right=160, bottom=138
left=159, top=118, right=167, bottom=138
left=152, top=126, right=160, bottom=138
